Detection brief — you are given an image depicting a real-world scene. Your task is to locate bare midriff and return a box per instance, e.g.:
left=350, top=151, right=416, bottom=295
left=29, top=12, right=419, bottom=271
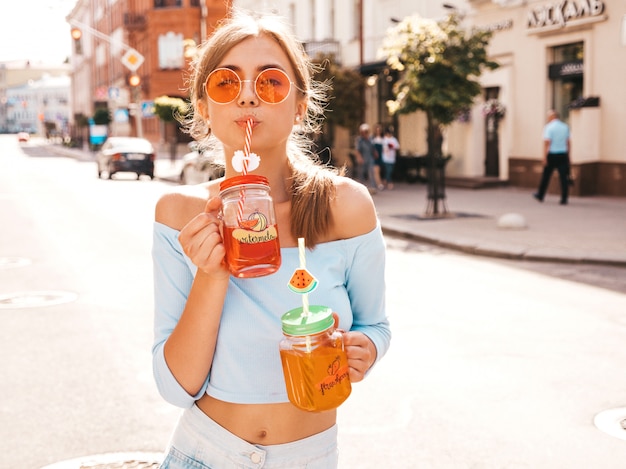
left=196, top=393, right=336, bottom=445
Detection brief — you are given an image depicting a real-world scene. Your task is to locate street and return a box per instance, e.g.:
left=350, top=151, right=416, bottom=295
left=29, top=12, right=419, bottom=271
left=2, top=135, right=626, bottom=469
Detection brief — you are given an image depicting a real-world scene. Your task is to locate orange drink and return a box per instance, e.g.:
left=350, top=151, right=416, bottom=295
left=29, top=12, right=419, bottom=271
left=280, top=306, right=352, bottom=412
left=219, top=175, right=281, bottom=278
left=222, top=225, right=281, bottom=277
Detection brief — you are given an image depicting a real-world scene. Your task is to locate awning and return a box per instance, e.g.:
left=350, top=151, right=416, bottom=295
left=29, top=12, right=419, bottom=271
left=359, top=60, right=388, bottom=75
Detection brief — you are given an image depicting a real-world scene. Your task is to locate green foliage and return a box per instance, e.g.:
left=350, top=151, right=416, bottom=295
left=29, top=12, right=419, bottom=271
left=74, top=113, right=89, bottom=127
left=312, top=55, right=365, bottom=132
left=92, top=108, right=111, bottom=125
left=154, top=96, right=189, bottom=123
left=380, top=13, right=499, bottom=126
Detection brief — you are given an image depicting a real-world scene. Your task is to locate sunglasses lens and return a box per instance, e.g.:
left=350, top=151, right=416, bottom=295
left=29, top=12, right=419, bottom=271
left=256, top=69, right=291, bottom=104
left=206, top=68, right=292, bottom=104
left=206, top=69, right=240, bottom=103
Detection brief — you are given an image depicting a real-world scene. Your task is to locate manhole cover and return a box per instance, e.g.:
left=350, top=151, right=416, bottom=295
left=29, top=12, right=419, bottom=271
left=0, top=257, right=31, bottom=269
left=594, top=407, right=626, bottom=441
left=0, top=290, right=78, bottom=309
left=40, top=452, right=163, bottom=469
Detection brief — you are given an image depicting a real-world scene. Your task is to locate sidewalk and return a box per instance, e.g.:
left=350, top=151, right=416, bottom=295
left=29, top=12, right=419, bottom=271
left=49, top=142, right=626, bottom=268
left=371, top=182, right=626, bottom=267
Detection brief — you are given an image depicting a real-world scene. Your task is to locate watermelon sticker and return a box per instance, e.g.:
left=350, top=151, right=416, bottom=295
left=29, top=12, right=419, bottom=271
left=288, top=268, right=318, bottom=294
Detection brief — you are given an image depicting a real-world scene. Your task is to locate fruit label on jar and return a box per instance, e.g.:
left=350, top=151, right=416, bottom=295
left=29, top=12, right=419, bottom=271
left=281, top=346, right=352, bottom=412
left=232, top=211, right=278, bottom=244
left=318, top=355, right=350, bottom=396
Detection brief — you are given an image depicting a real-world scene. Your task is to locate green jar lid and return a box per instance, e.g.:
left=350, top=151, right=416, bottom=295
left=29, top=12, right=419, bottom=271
left=281, top=305, right=334, bottom=336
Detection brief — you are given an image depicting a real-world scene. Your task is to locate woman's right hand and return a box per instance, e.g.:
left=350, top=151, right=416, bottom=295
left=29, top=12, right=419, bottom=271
left=178, top=196, right=229, bottom=278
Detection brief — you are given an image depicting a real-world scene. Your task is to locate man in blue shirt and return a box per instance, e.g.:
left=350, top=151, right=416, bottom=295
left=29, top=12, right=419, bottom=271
left=534, top=109, right=571, bottom=205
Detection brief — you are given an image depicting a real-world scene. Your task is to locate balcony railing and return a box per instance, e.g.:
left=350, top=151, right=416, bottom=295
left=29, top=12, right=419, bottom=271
left=304, top=40, right=342, bottom=64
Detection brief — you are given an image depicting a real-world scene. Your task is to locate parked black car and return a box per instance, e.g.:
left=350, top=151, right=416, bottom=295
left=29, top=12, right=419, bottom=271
left=96, top=137, right=155, bottom=179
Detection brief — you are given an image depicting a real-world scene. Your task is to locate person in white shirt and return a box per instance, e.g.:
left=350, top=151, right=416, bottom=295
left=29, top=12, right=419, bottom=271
left=382, top=127, right=400, bottom=190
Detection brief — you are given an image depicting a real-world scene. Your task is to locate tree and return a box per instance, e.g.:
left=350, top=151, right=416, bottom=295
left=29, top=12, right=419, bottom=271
left=380, top=13, right=499, bottom=214
left=311, top=55, right=365, bottom=164
left=312, top=55, right=365, bottom=132
left=154, top=95, right=189, bottom=162
left=92, top=108, right=111, bottom=126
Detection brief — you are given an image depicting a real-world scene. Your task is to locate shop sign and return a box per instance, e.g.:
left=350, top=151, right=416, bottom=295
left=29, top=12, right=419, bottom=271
left=527, top=0, right=605, bottom=29
left=548, top=60, right=583, bottom=78
left=478, top=19, right=514, bottom=33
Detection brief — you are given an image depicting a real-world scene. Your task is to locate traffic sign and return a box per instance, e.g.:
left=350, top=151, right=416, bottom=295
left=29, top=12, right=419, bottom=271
left=141, top=101, right=156, bottom=118
left=121, top=48, right=144, bottom=71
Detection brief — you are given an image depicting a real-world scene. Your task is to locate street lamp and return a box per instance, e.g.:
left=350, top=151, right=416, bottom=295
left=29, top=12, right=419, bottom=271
left=128, top=74, right=141, bottom=87
left=127, top=74, right=143, bottom=138
left=70, top=27, right=83, bottom=55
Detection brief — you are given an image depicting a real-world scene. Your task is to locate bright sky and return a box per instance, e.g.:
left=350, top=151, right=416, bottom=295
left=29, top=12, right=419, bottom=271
left=0, top=0, right=76, bottom=65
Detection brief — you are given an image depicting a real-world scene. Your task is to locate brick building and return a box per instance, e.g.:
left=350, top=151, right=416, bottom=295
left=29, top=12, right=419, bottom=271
left=66, top=0, right=231, bottom=145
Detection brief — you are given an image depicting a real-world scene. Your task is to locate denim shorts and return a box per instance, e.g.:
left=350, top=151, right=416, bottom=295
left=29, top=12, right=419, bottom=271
left=160, top=404, right=338, bottom=469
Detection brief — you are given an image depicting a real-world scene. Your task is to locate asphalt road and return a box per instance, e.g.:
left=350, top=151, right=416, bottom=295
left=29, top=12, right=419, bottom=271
left=2, top=135, right=626, bottom=469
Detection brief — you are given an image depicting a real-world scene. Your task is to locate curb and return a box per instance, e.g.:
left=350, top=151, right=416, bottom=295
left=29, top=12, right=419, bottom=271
left=380, top=225, right=626, bottom=268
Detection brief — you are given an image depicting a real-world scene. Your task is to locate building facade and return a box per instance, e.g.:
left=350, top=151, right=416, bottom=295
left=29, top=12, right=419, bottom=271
left=0, top=62, right=71, bottom=134
left=236, top=0, right=625, bottom=197
left=233, top=0, right=468, bottom=168
left=5, top=74, right=71, bottom=135
left=66, top=0, right=231, bottom=145
left=465, top=0, right=626, bottom=196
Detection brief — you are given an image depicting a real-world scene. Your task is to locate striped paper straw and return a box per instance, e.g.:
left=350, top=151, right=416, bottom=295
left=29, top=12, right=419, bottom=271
left=237, top=118, right=254, bottom=225
left=243, top=118, right=252, bottom=174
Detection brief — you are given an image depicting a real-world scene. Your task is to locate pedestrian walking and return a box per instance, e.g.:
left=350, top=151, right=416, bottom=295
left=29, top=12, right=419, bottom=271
left=151, top=9, right=391, bottom=469
left=534, top=109, right=571, bottom=205
left=372, top=124, right=385, bottom=191
left=354, top=123, right=378, bottom=193
left=382, top=126, right=400, bottom=190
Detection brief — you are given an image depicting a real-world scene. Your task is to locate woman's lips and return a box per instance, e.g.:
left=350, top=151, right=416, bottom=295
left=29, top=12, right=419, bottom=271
left=236, top=118, right=259, bottom=129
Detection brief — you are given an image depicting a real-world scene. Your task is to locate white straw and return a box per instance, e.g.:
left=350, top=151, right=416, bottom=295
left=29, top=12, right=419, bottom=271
left=297, top=238, right=310, bottom=316
left=298, top=238, right=306, bottom=268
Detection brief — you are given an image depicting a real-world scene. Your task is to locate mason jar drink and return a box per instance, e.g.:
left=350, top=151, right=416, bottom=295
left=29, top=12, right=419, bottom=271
left=219, top=175, right=281, bottom=278
left=279, top=305, right=352, bottom=412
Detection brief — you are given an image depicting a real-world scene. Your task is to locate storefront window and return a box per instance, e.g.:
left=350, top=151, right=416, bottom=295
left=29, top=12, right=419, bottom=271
left=550, top=42, right=583, bottom=122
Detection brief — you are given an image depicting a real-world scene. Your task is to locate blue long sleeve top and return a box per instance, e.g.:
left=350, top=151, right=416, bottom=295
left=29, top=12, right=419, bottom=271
left=152, top=221, right=391, bottom=408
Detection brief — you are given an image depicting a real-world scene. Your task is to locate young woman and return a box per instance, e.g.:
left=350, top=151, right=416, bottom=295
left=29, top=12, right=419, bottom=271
left=152, top=10, right=391, bottom=468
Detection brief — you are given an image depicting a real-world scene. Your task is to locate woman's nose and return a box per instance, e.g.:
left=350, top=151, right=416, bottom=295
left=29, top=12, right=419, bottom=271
left=238, top=80, right=258, bottom=106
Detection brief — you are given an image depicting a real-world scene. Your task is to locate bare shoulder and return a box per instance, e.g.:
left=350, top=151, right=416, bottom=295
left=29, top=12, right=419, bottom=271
left=155, top=179, right=221, bottom=231
left=330, top=176, right=378, bottom=239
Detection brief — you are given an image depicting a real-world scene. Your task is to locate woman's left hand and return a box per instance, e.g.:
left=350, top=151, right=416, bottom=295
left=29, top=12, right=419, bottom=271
left=343, top=332, right=377, bottom=383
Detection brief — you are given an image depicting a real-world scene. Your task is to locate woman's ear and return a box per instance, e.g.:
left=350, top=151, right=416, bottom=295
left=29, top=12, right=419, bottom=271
left=295, top=102, right=307, bottom=123
left=197, top=99, right=209, bottom=120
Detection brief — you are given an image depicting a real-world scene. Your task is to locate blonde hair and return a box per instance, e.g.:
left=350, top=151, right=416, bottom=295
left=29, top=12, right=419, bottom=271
left=185, top=9, right=342, bottom=247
